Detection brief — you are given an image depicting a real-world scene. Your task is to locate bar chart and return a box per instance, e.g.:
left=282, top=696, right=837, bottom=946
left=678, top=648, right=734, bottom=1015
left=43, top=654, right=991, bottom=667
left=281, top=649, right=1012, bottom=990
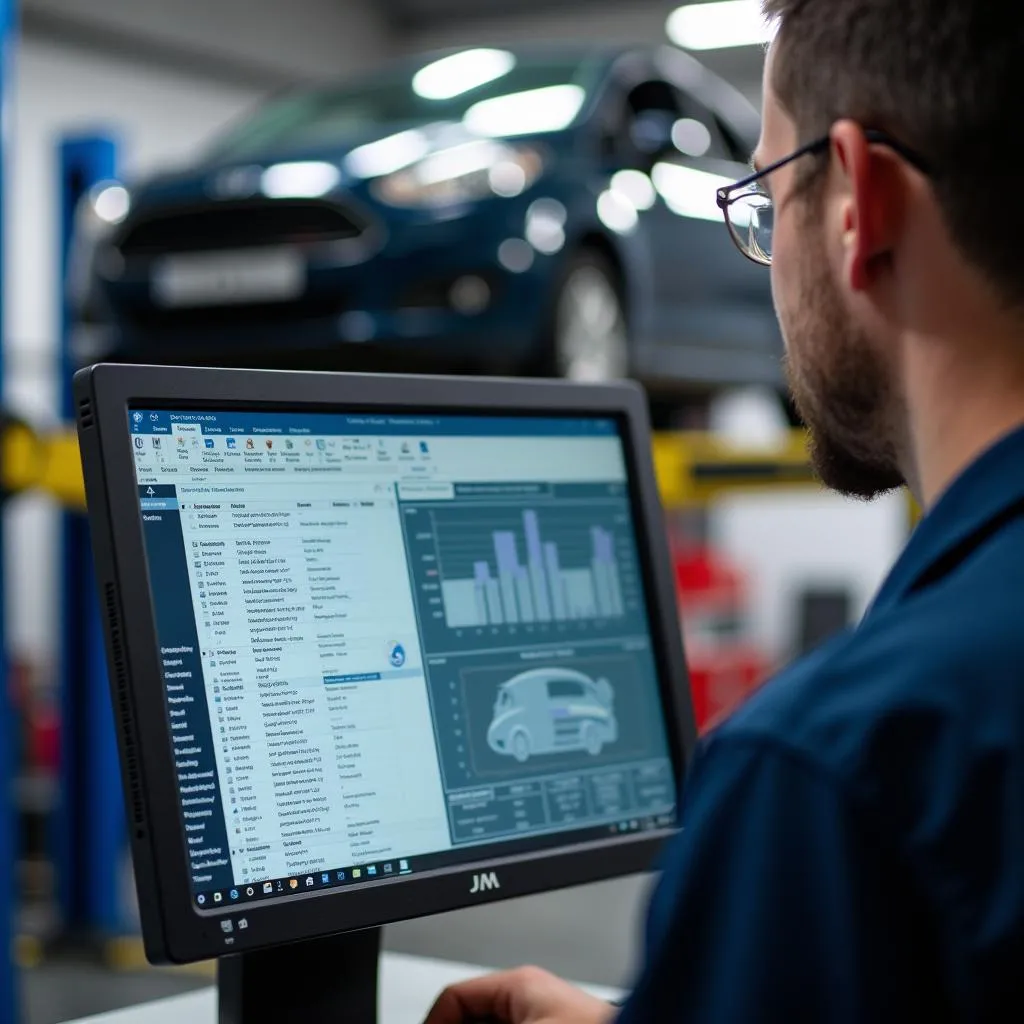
left=438, top=508, right=629, bottom=629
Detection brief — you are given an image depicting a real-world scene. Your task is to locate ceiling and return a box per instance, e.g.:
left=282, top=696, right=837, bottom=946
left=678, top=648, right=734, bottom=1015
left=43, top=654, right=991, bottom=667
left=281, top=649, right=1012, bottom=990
left=382, top=0, right=633, bottom=30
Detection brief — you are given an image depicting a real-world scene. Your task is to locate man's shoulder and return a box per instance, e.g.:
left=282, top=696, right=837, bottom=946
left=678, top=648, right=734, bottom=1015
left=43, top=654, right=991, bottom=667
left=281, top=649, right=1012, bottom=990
left=712, top=579, right=1024, bottom=789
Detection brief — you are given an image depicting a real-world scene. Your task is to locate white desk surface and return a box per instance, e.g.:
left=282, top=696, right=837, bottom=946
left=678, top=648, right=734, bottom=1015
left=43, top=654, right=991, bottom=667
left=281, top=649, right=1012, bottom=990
left=72, top=952, right=624, bottom=1024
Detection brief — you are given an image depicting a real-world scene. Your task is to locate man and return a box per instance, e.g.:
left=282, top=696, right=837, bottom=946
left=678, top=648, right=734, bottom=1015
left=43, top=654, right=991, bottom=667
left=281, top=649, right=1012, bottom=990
left=426, top=1, right=1024, bottom=1021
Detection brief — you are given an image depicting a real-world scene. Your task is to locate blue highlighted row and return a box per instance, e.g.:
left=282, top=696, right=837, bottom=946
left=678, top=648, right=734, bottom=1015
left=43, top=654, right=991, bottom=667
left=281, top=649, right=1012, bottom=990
left=323, top=668, right=423, bottom=685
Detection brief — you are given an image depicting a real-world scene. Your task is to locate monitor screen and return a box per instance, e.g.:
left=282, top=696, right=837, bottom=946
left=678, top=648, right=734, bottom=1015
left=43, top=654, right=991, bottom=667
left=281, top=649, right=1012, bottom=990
left=129, top=408, right=677, bottom=911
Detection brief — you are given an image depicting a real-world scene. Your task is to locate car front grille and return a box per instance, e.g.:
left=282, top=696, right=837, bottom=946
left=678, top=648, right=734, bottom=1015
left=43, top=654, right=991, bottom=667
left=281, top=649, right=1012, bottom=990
left=122, top=292, right=346, bottom=331
left=116, top=199, right=366, bottom=257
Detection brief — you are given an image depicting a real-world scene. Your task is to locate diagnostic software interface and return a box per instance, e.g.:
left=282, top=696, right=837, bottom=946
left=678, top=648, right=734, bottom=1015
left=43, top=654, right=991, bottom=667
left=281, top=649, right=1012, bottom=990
left=130, top=409, right=676, bottom=910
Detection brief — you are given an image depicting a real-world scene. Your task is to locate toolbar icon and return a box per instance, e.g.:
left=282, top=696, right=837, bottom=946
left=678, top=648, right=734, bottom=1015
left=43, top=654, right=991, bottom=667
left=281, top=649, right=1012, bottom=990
left=262, top=881, right=273, bottom=894
left=227, top=437, right=237, bottom=449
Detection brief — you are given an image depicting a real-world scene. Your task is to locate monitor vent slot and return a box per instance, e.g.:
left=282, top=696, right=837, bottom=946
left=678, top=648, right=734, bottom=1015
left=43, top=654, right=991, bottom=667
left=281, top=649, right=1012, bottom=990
left=78, top=397, right=94, bottom=430
left=104, top=582, right=145, bottom=835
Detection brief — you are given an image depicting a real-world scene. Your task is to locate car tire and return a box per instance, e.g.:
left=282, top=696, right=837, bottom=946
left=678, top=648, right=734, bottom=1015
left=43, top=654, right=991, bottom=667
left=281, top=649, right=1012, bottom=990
left=511, top=730, right=531, bottom=763
left=547, top=249, right=628, bottom=382
left=581, top=721, right=603, bottom=757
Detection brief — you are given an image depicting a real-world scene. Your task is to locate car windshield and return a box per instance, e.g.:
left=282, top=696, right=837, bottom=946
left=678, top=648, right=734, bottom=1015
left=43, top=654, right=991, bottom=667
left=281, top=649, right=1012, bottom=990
left=209, top=51, right=605, bottom=161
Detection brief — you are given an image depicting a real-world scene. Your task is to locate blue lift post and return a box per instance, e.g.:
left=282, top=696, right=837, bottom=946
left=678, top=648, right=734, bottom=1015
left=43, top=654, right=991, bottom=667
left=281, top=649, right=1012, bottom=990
left=1, top=2, right=18, bottom=1019
left=57, top=135, right=126, bottom=940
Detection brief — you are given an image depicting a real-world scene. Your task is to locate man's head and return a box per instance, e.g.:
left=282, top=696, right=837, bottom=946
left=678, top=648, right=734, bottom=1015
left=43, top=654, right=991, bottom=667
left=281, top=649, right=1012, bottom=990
left=756, top=1, right=1024, bottom=499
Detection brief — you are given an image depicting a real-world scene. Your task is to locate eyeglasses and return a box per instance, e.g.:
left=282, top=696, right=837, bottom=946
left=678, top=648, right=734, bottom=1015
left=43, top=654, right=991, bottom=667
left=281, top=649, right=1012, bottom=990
left=715, top=130, right=932, bottom=267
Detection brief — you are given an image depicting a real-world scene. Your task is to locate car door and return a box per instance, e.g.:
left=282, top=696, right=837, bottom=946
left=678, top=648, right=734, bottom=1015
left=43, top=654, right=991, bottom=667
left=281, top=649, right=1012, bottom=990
left=608, top=73, right=779, bottom=387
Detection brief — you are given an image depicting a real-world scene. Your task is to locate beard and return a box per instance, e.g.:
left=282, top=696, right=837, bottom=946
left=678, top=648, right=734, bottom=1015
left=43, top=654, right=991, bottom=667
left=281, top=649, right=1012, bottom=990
left=780, top=226, right=905, bottom=500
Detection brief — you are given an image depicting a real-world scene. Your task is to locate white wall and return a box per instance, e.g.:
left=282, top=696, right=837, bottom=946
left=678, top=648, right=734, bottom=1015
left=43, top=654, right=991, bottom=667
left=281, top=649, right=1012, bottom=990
left=26, top=0, right=393, bottom=81
left=713, top=491, right=907, bottom=661
left=5, top=34, right=267, bottom=662
left=708, top=390, right=906, bottom=661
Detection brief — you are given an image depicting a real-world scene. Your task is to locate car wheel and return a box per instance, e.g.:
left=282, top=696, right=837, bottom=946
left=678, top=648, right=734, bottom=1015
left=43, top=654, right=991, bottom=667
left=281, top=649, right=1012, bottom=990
left=511, top=731, right=531, bottom=763
left=581, top=722, right=603, bottom=757
left=550, top=250, right=628, bottom=382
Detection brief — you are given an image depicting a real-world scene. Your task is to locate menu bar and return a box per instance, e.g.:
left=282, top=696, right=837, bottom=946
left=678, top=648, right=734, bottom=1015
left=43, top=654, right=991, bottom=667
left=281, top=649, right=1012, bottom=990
left=130, top=409, right=619, bottom=438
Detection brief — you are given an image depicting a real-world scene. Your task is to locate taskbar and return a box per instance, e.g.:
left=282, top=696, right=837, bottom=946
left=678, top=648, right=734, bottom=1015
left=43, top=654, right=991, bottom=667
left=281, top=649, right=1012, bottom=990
left=194, top=809, right=676, bottom=910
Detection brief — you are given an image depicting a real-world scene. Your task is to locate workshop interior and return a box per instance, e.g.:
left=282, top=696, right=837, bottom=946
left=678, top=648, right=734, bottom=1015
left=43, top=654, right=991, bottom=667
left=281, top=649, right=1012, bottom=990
left=0, top=2, right=912, bottom=1022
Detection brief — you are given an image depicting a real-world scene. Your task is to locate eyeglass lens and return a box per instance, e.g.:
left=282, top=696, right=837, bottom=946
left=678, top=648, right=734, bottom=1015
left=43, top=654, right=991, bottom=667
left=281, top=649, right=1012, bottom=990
left=729, top=191, right=774, bottom=265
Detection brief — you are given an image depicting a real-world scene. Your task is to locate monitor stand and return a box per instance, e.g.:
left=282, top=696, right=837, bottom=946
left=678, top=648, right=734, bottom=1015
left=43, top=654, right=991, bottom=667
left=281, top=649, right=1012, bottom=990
left=218, top=925, right=381, bottom=1024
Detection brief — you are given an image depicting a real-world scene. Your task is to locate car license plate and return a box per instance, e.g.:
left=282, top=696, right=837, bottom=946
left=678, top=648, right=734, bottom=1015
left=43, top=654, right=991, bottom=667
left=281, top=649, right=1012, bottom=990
left=152, top=248, right=305, bottom=308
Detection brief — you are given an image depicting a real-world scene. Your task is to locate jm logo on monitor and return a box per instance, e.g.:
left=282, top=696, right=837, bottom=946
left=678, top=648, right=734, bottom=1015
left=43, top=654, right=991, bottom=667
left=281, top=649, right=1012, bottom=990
left=469, top=872, right=500, bottom=894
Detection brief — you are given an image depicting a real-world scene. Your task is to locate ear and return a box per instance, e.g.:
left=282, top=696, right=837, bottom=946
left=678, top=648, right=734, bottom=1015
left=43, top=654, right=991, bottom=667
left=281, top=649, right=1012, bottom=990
left=829, top=120, right=902, bottom=292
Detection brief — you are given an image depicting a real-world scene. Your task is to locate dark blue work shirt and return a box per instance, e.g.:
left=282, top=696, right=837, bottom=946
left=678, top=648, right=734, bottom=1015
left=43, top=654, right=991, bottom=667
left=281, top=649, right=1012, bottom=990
left=619, top=426, right=1024, bottom=1022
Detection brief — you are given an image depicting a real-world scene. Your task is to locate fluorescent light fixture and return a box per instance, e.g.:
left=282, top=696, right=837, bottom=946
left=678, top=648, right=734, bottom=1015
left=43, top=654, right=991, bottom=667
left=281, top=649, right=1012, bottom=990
left=489, top=160, right=528, bottom=198
left=414, top=140, right=501, bottom=187
left=91, top=183, right=131, bottom=225
left=346, top=130, right=431, bottom=179
left=497, top=238, right=535, bottom=273
left=525, top=198, right=568, bottom=254
left=597, top=190, right=639, bottom=235
left=651, top=162, right=735, bottom=222
left=610, top=170, right=656, bottom=211
left=261, top=161, right=341, bottom=199
left=672, top=118, right=712, bottom=157
left=413, top=49, right=517, bottom=101
left=464, top=84, right=586, bottom=138
left=666, top=1, right=777, bottom=51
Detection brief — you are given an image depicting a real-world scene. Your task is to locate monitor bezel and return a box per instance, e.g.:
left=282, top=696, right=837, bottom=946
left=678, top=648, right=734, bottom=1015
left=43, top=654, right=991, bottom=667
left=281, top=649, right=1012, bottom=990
left=75, top=363, right=697, bottom=964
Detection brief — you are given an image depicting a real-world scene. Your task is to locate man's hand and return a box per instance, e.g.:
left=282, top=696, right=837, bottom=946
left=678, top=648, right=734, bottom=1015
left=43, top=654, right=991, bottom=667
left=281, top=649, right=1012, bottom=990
left=424, top=966, right=617, bottom=1024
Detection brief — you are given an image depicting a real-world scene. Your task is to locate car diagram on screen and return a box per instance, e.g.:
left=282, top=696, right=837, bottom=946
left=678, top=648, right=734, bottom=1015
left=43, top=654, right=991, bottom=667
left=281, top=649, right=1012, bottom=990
left=486, top=668, right=618, bottom=763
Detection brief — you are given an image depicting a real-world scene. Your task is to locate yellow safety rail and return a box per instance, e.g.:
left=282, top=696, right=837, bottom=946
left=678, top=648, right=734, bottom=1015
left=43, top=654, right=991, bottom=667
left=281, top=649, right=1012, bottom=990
left=3, top=421, right=87, bottom=511
left=3, top=425, right=823, bottom=513
left=652, top=429, right=817, bottom=507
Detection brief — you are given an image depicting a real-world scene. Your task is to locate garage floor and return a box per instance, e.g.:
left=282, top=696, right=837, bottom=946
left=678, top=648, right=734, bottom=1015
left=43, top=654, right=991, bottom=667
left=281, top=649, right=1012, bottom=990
left=22, top=876, right=653, bottom=1023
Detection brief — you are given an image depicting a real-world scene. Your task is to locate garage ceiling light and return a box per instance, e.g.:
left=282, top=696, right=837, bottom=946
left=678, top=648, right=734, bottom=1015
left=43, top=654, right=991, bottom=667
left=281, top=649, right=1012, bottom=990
left=464, top=85, right=586, bottom=138
left=261, top=161, right=341, bottom=199
left=651, top=162, right=746, bottom=223
left=346, top=130, right=431, bottom=179
left=666, top=1, right=777, bottom=50
left=91, top=183, right=131, bottom=225
left=413, top=49, right=517, bottom=101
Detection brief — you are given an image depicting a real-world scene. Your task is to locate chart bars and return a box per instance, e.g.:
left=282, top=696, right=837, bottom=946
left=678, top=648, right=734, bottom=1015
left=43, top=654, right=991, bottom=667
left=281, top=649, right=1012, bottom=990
left=440, top=510, right=626, bottom=629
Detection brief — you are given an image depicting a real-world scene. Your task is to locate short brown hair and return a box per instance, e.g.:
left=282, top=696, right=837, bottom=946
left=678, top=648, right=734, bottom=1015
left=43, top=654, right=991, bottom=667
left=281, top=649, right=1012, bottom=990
left=764, top=0, right=1024, bottom=307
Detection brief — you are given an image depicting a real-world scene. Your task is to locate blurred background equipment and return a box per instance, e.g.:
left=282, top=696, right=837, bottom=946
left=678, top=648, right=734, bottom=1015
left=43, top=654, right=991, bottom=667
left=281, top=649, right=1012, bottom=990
left=0, top=2, right=914, bottom=1022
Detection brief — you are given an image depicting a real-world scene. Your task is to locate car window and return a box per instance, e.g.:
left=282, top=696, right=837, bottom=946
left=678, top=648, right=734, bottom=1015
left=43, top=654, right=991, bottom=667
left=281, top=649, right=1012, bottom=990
left=547, top=680, right=585, bottom=699
left=608, top=77, right=731, bottom=166
left=209, top=55, right=607, bottom=161
left=498, top=689, right=513, bottom=709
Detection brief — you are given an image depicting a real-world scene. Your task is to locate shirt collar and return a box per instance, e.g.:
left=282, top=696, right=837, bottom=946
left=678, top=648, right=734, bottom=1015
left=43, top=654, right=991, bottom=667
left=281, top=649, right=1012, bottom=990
left=869, top=424, right=1024, bottom=613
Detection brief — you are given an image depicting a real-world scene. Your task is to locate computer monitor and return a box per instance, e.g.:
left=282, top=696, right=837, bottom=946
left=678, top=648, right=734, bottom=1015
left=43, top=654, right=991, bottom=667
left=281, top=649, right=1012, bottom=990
left=75, top=365, right=695, bottom=1024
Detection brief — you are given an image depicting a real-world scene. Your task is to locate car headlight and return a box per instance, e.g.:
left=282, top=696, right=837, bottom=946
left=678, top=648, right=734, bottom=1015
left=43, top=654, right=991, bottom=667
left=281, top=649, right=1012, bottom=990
left=67, top=181, right=132, bottom=309
left=373, top=140, right=543, bottom=209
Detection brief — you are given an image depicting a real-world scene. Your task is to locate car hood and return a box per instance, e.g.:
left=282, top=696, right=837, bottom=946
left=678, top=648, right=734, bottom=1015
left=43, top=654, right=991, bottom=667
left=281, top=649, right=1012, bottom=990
left=130, top=120, right=556, bottom=208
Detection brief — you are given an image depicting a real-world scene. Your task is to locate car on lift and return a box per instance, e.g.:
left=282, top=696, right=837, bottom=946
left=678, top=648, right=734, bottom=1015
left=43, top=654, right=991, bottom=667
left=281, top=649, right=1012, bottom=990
left=70, top=45, right=782, bottom=403
left=487, top=667, right=618, bottom=763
